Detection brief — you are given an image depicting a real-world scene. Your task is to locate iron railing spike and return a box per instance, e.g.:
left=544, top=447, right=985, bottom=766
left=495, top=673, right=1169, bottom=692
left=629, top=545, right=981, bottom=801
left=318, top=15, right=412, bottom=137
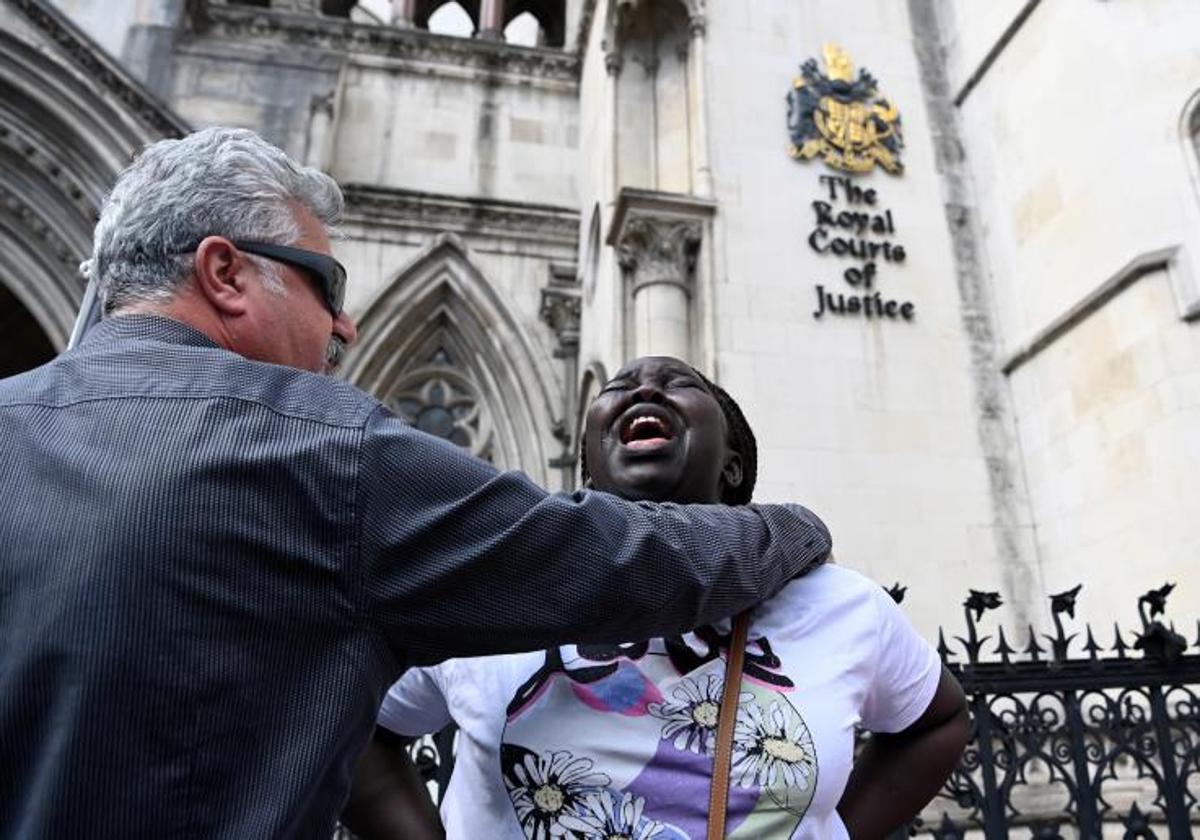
left=1023, top=624, right=1044, bottom=662
left=1111, top=622, right=1129, bottom=659
left=1082, top=624, right=1101, bottom=660
left=993, top=625, right=1015, bottom=667
left=937, top=629, right=954, bottom=663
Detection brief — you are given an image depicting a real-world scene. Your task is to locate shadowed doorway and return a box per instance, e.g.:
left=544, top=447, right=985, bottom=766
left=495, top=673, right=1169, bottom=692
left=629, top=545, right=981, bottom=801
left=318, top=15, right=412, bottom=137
left=0, top=282, right=56, bottom=378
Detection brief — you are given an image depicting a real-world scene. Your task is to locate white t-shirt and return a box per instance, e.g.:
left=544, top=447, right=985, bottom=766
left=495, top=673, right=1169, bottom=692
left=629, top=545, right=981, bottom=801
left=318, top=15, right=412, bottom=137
left=379, top=564, right=941, bottom=839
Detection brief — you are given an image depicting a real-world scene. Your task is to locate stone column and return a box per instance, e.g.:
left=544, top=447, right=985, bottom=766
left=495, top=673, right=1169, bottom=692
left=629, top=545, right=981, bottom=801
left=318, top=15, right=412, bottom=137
left=390, top=0, right=415, bottom=27
left=616, top=217, right=702, bottom=361
left=539, top=264, right=582, bottom=489
left=687, top=14, right=713, bottom=197
left=305, top=91, right=335, bottom=171
left=477, top=0, right=505, bottom=40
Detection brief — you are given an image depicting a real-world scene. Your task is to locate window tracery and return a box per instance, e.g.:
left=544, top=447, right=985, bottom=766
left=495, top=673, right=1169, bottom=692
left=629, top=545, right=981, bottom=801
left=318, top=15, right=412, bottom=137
left=390, top=346, right=494, bottom=461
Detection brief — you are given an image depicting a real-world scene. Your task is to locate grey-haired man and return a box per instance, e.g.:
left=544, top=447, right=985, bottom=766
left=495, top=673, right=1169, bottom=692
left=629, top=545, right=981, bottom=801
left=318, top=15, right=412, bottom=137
left=0, top=127, right=830, bottom=838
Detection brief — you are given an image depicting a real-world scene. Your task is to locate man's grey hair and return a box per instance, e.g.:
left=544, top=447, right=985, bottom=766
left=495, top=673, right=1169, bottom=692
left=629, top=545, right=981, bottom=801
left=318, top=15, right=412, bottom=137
left=82, top=127, right=343, bottom=313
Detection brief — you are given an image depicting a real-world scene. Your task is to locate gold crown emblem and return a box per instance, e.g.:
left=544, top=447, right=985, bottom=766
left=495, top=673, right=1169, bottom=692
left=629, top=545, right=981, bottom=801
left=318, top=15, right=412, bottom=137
left=822, top=43, right=854, bottom=83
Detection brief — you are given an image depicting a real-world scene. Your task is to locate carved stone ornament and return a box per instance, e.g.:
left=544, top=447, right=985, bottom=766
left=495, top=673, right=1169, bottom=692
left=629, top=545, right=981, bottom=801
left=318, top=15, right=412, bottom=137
left=9, top=0, right=188, bottom=139
left=193, top=1, right=582, bottom=85
left=787, top=42, right=904, bottom=175
left=538, top=265, right=581, bottom=356
left=615, top=217, right=702, bottom=294
left=390, top=347, right=494, bottom=461
left=341, top=183, right=579, bottom=245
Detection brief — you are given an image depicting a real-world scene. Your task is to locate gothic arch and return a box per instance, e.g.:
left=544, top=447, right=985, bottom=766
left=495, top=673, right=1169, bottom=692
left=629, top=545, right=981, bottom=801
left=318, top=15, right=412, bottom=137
left=504, top=0, right=565, bottom=47
left=414, top=0, right=480, bottom=32
left=0, top=22, right=181, bottom=349
left=573, top=360, right=608, bottom=484
left=343, top=233, right=560, bottom=483
left=1182, top=87, right=1200, bottom=208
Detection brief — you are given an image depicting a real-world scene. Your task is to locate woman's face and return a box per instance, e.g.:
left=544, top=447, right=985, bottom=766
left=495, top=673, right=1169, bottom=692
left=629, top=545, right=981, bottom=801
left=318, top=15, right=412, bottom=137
left=583, top=356, right=742, bottom=504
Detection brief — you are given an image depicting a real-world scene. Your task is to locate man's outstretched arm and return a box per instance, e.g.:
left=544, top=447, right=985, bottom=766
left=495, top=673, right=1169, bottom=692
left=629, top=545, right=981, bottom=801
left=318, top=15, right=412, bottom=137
left=358, top=409, right=831, bottom=665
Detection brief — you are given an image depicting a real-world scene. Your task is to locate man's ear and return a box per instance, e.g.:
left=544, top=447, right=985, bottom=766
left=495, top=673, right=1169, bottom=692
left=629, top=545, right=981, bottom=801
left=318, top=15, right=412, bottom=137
left=193, top=236, right=251, bottom=316
left=721, top=451, right=743, bottom=494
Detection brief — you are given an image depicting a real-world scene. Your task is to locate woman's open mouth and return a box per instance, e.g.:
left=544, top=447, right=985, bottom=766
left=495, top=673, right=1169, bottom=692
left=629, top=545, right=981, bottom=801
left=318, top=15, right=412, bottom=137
left=618, top=409, right=676, bottom=451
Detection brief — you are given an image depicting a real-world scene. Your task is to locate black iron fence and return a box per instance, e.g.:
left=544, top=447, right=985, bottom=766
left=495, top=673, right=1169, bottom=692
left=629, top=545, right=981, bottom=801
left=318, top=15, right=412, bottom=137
left=914, top=582, right=1200, bottom=839
left=403, top=582, right=1200, bottom=838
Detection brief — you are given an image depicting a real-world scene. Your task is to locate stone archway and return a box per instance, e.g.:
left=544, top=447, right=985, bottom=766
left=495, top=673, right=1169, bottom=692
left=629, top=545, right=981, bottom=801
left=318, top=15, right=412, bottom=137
left=342, top=233, right=561, bottom=484
left=0, top=7, right=185, bottom=350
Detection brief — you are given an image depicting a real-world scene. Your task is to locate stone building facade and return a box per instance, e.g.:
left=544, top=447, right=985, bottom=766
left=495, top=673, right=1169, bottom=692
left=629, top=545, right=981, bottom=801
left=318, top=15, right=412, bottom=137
left=1, top=0, right=1197, bottom=637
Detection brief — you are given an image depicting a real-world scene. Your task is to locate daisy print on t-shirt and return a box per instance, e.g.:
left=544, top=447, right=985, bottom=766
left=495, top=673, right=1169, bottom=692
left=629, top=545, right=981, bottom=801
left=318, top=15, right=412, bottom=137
left=499, top=628, right=818, bottom=839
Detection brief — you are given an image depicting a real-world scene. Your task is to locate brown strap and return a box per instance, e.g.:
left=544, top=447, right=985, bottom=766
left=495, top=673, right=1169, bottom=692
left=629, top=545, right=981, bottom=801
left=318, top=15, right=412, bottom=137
left=707, top=610, right=751, bottom=840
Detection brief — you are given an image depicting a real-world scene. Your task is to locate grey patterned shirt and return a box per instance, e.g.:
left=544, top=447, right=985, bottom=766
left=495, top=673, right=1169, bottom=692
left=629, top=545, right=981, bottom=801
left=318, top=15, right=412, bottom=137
left=0, top=315, right=830, bottom=838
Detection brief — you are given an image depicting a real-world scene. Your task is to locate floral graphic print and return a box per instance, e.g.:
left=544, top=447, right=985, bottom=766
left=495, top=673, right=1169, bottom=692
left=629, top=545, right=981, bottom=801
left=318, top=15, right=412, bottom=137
left=732, top=699, right=818, bottom=817
left=503, top=746, right=611, bottom=838
left=647, top=673, right=751, bottom=756
left=558, top=790, right=667, bottom=840
left=502, top=633, right=820, bottom=837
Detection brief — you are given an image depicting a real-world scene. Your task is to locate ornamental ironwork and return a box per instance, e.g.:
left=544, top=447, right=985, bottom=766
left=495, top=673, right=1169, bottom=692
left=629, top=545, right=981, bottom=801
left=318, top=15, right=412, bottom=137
left=907, top=581, right=1200, bottom=839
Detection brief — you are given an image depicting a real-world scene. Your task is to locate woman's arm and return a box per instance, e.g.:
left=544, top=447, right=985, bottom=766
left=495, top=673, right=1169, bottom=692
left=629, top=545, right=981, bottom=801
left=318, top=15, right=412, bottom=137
left=837, top=667, right=969, bottom=839
left=341, top=730, right=445, bottom=840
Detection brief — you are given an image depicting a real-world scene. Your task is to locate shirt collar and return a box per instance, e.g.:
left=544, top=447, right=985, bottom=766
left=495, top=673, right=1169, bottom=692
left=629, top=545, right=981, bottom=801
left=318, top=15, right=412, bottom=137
left=79, top=314, right=223, bottom=351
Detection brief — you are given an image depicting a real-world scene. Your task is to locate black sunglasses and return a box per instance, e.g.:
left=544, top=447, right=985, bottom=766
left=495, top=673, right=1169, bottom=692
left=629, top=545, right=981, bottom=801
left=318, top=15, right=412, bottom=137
left=177, top=239, right=347, bottom=316
left=232, top=241, right=347, bottom=316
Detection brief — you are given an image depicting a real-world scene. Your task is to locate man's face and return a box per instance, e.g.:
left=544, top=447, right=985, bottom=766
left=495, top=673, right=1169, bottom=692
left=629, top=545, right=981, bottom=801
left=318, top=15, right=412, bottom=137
left=240, top=205, right=357, bottom=374
left=583, top=356, right=736, bottom=504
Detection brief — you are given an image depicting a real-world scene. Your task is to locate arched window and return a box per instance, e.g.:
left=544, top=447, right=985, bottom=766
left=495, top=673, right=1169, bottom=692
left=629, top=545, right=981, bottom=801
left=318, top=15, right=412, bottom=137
left=391, top=346, right=495, bottom=460
left=503, top=0, right=565, bottom=48
left=319, top=0, right=356, bottom=17
left=343, top=234, right=559, bottom=482
left=503, top=11, right=541, bottom=47
left=424, top=1, right=476, bottom=36
left=1190, top=98, right=1200, bottom=175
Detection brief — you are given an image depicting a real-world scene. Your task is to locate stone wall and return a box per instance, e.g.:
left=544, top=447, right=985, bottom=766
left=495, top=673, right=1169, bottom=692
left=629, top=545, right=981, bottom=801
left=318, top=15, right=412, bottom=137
left=939, top=0, right=1200, bottom=628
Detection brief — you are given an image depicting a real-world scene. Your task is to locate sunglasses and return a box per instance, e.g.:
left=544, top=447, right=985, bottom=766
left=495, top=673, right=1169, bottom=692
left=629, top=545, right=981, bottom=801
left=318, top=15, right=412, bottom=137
left=232, top=241, right=347, bottom=316
left=177, top=239, right=347, bottom=316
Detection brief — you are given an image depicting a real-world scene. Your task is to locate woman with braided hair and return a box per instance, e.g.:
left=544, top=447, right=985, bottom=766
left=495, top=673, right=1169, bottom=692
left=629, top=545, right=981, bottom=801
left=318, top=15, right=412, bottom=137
left=348, top=356, right=967, bottom=839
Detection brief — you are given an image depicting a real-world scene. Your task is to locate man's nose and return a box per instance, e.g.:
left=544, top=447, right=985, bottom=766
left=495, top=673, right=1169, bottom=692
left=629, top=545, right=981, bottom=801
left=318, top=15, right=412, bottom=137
left=333, top=311, right=358, bottom=347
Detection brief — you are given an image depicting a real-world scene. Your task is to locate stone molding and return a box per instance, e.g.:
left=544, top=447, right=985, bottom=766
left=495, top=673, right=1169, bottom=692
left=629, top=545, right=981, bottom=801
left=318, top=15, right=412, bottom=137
left=606, top=187, right=714, bottom=294
left=191, top=1, right=581, bottom=84
left=4, top=0, right=188, bottom=138
left=539, top=263, right=581, bottom=357
left=0, top=181, right=80, bottom=269
left=0, top=120, right=92, bottom=222
left=1000, top=245, right=1199, bottom=375
left=341, top=183, right=580, bottom=246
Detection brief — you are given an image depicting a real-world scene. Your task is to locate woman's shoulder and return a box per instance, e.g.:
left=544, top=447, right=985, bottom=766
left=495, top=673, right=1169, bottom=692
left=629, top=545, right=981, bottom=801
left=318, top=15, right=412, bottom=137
left=753, top=562, right=890, bottom=626
left=785, top=561, right=885, bottom=599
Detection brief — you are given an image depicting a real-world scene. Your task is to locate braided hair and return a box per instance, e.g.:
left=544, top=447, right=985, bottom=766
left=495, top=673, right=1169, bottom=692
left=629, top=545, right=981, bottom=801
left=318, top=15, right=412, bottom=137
left=579, top=365, right=758, bottom=506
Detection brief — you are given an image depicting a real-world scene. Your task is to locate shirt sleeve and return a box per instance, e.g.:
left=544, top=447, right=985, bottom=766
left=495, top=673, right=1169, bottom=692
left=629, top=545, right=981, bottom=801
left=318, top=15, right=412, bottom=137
left=860, top=585, right=943, bottom=734
left=355, top=406, right=832, bottom=666
left=377, top=666, right=452, bottom=737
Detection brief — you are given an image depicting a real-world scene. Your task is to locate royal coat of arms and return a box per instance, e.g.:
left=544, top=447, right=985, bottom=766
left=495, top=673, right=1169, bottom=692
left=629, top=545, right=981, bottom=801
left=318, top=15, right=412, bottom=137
left=787, top=43, right=904, bottom=175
